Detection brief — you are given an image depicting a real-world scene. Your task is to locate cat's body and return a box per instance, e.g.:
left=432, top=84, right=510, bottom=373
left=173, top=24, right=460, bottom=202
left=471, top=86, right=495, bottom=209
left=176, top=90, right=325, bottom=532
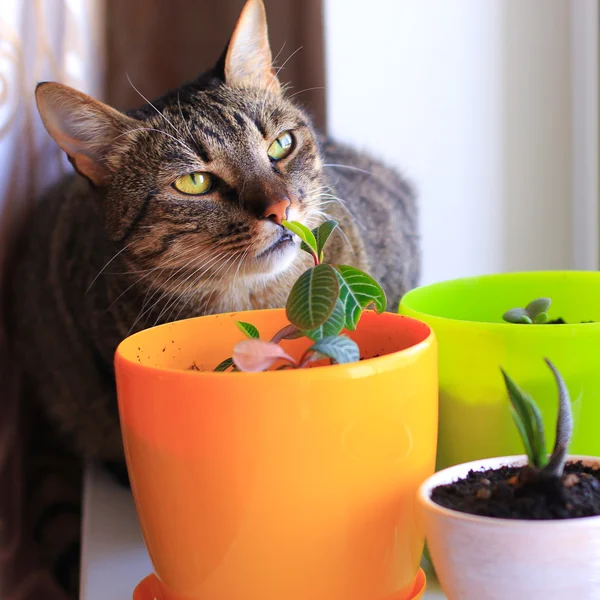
left=6, top=0, right=418, bottom=596
left=11, top=141, right=417, bottom=464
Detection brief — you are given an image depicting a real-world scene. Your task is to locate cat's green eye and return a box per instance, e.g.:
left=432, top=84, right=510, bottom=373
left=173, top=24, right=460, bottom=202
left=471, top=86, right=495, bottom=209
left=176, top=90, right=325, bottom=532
left=267, top=131, right=294, bottom=161
left=172, top=172, right=212, bottom=196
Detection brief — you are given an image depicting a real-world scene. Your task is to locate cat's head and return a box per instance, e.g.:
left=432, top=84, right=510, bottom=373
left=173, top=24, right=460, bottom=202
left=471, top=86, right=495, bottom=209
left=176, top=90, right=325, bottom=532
left=36, top=0, right=326, bottom=291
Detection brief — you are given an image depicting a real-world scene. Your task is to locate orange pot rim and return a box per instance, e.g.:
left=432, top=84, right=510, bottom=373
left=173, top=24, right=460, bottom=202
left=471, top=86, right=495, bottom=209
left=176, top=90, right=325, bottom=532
left=114, top=309, right=434, bottom=380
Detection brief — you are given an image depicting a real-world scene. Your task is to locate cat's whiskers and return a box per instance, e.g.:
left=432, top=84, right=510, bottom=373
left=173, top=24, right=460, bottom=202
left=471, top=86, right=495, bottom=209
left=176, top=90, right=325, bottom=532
left=129, top=245, right=216, bottom=332
left=185, top=251, right=241, bottom=319
left=111, top=127, right=196, bottom=157
left=316, top=214, right=355, bottom=257
left=288, top=86, right=325, bottom=100
left=152, top=229, right=253, bottom=314
left=126, top=73, right=189, bottom=144
left=143, top=244, right=215, bottom=301
left=313, top=189, right=366, bottom=232
left=106, top=244, right=207, bottom=322
left=305, top=191, right=359, bottom=255
left=273, top=46, right=304, bottom=80
left=271, top=40, right=288, bottom=69
left=230, top=247, right=251, bottom=293
left=177, top=93, right=196, bottom=146
left=322, top=163, right=375, bottom=177
left=104, top=266, right=164, bottom=275
left=173, top=250, right=239, bottom=321
left=259, top=45, right=303, bottom=122
left=85, top=240, right=138, bottom=294
left=139, top=243, right=225, bottom=321
left=103, top=261, right=173, bottom=316
left=154, top=247, right=238, bottom=325
left=150, top=251, right=227, bottom=326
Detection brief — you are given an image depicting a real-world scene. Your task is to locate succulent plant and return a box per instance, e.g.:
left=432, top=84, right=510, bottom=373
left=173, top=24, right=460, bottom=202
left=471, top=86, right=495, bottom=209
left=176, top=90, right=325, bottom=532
left=503, top=298, right=551, bottom=325
left=501, top=358, right=573, bottom=479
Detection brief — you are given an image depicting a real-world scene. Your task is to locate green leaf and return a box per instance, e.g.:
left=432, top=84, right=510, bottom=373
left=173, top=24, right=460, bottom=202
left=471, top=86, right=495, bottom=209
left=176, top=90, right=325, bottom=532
left=214, top=357, right=234, bottom=372
left=300, top=220, right=339, bottom=258
left=501, top=368, right=548, bottom=469
left=503, top=308, right=532, bottom=324
left=303, top=298, right=346, bottom=341
left=526, top=297, right=552, bottom=320
left=308, top=335, right=360, bottom=365
left=509, top=405, right=535, bottom=462
left=335, top=265, right=387, bottom=330
left=502, top=369, right=537, bottom=464
left=286, top=264, right=340, bottom=330
left=235, top=321, right=260, bottom=339
left=543, top=358, right=573, bottom=478
left=315, top=220, right=339, bottom=256
left=534, top=312, right=549, bottom=324
left=528, top=395, right=548, bottom=469
left=282, top=220, right=318, bottom=257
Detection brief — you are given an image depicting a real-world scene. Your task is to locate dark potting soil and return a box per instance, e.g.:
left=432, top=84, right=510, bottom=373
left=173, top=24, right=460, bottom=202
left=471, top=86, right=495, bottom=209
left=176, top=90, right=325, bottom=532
left=431, top=461, right=600, bottom=520
left=545, top=318, right=595, bottom=324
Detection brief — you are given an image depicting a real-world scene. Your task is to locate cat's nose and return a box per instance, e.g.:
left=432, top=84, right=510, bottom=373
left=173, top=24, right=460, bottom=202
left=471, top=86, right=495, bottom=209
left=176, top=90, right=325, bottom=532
left=263, top=197, right=291, bottom=225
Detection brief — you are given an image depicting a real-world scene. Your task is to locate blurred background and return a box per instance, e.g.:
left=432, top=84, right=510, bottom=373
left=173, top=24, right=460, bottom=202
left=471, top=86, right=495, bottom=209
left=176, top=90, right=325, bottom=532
left=0, top=0, right=598, bottom=596
left=1, top=0, right=598, bottom=287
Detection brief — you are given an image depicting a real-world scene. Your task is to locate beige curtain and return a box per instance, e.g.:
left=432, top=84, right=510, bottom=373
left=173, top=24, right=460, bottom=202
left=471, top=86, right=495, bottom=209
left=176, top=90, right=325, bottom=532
left=105, top=0, right=327, bottom=132
left=0, top=2, right=104, bottom=599
left=0, top=1, right=325, bottom=597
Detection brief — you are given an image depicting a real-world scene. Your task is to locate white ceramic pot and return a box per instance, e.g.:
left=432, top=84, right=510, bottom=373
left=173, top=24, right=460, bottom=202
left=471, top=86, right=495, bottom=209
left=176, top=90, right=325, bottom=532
left=418, top=455, right=600, bottom=600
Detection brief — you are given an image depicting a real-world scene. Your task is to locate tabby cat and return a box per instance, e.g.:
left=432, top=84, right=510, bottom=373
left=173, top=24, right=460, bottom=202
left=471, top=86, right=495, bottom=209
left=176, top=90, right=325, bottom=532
left=7, top=0, right=418, bottom=596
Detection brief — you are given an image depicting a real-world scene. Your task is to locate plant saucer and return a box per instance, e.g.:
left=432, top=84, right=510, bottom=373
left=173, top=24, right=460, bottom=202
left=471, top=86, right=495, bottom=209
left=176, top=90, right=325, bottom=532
left=132, top=569, right=427, bottom=600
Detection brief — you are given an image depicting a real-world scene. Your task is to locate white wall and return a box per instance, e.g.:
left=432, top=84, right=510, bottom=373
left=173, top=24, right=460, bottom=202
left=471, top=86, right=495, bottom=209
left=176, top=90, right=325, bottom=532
left=324, top=0, right=581, bottom=286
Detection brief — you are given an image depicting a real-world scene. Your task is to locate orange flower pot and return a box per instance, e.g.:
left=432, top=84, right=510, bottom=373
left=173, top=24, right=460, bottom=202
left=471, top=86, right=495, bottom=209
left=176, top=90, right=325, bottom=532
left=114, top=309, right=438, bottom=600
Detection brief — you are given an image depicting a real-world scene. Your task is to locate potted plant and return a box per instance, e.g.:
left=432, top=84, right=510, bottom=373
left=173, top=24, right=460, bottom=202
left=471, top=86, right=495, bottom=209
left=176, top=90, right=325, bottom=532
left=115, top=220, right=436, bottom=600
left=418, top=359, right=600, bottom=600
left=398, top=271, right=600, bottom=469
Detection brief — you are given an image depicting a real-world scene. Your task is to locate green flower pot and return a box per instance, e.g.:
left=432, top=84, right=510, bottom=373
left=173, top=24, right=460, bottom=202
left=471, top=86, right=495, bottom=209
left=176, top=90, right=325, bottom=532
left=399, top=271, right=600, bottom=470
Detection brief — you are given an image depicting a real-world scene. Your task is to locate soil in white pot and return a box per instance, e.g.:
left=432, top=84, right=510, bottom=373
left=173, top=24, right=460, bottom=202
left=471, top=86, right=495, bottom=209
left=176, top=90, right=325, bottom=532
left=431, top=461, right=600, bottom=520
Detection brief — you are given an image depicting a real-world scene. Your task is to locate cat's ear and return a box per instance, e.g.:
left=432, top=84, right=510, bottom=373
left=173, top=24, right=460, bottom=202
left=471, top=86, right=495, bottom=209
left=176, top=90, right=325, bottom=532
left=35, top=82, right=140, bottom=186
left=222, top=0, right=280, bottom=92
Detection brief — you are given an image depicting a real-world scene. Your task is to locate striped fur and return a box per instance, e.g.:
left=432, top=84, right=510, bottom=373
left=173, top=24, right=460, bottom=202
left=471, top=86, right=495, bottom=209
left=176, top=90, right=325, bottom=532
left=6, top=1, right=419, bottom=596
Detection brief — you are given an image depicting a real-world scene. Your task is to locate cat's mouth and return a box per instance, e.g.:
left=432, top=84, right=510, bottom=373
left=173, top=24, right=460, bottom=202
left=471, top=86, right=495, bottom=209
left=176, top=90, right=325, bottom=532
left=256, top=231, right=295, bottom=259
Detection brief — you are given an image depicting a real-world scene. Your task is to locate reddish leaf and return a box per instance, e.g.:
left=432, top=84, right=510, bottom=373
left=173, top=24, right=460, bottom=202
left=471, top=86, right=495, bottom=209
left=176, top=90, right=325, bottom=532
left=232, top=339, right=296, bottom=372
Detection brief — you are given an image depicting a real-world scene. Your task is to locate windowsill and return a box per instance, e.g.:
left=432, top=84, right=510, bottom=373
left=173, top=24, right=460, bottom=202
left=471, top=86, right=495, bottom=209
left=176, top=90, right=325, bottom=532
left=80, top=463, right=445, bottom=599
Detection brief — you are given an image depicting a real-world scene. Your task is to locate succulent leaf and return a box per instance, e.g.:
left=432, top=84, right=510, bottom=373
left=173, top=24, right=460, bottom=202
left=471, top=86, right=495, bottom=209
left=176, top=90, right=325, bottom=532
left=503, top=308, right=532, bottom=324
left=526, top=297, right=552, bottom=320
left=542, top=358, right=573, bottom=478
left=501, top=368, right=548, bottom=469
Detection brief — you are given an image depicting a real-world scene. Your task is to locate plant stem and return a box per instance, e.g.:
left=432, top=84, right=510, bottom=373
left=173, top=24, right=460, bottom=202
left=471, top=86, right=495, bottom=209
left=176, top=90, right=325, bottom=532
left=269, top=324, right=302, bottom=344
